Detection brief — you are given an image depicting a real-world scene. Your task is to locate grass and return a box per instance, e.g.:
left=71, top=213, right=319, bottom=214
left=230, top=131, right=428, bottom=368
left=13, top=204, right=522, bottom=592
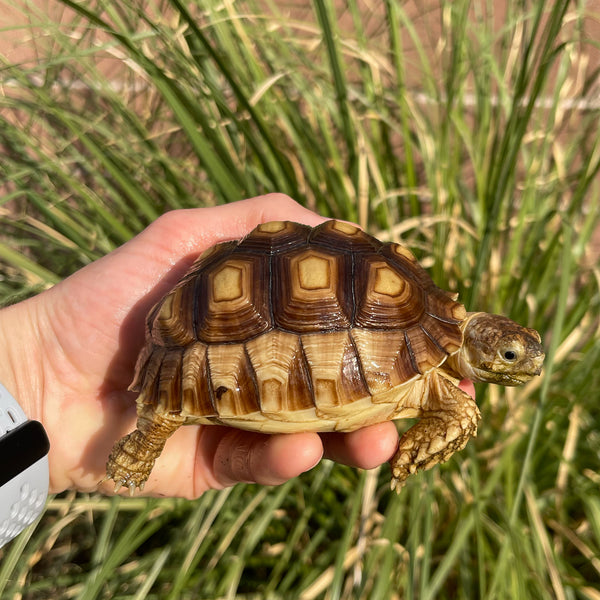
left=1, top=0, right=599, bottom=597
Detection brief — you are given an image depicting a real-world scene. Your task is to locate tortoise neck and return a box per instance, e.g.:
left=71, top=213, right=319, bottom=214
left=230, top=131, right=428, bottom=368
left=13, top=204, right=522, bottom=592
left=443, top=312, right=486, bottom=382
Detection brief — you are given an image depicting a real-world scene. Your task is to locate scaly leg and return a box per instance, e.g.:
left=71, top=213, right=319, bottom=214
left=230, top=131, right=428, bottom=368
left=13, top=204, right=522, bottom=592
left=390, top=374, right=480, bottom=492
left=104, top=407, right=185, bottom=495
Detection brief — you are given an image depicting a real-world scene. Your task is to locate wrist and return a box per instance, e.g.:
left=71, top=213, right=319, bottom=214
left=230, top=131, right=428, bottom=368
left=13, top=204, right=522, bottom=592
left=0, top=310, right=51, bottom=547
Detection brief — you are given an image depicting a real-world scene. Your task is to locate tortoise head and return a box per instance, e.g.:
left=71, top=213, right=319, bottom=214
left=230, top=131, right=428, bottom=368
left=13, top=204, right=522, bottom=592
left=451, top=312, right=545, bottom=386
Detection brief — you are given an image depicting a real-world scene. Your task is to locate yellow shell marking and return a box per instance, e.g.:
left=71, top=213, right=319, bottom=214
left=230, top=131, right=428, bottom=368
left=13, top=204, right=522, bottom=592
left=329, top=221, right=360, bottom=235
left=290, top=250, right=338, bottom=299
left=212, top=265, right=244, bottom=302
left=373, top=266, right=405, bottom=297
left=257, top=221, right=287, bottom=233
left=298, top=255, right=332, bottom=290
left=389, top=243, right=418, bottom=263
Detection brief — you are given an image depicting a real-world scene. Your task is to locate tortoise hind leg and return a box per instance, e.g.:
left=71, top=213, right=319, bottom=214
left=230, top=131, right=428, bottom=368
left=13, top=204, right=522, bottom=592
left=390, top=373, right=480, bottom=492
left=105, top=407, right=185, bottom=495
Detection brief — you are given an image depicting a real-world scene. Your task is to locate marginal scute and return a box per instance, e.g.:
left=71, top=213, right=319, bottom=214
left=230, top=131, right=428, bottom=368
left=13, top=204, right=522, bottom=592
left=129, top=340, right=155, bottom=392
left=426, top=288, right=466, bottom=324
left=301, top=331, right=370, bottom=416
left=405, top=324, right=448, bottom=374
left=351, top=328, right=420, bottom=394
left=245, top=330, right=314, bottom=416
left=156, top=348, right=184, bottom=413
left=207, top=344, right=261, bottom=417
left=137, top=346, right=167, bottom=401
left=181, top=342, right=216, bottom=418
left=420, top=312, right=463, bottom=355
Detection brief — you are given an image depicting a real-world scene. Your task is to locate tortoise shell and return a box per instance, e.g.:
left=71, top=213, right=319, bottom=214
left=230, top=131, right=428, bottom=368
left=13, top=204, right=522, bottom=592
left=131, top=220, right=466, bottom=433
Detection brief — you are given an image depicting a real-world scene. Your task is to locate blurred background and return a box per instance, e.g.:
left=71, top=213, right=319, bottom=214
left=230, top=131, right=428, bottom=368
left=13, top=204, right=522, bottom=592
left=1, top=1, right=599, bottom=598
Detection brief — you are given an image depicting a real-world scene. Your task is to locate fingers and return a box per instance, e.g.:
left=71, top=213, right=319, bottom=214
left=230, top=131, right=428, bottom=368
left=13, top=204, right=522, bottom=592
left=458, top=379, right=476, bottom=399
left=195, top=194, right=326, bottom=243
left=195, top=427, right=324, bottom=491
left=190, top=421, right=399, bottom=497
left=137, top=193, right=325, bottom=263
left=320, top=422, right=399, bottom=469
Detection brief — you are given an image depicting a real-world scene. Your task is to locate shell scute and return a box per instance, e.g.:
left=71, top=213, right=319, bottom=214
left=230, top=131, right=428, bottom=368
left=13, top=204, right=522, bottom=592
left=301, top=331, right=370, bottom=416
left=189, top=240, right=238, bottom=277
left=405, top=325, right=449, bottom=375
left=151, top=282, right=197, bottom=346
left=420, top=312, right=464, bottom=355
left=207, top=344, right=261, bottom=417
left=156, top=348, right=184, bottom=413
left=272, top=247, right=353, bottom=333
left=245, top=330, right=314, bottom=416
left=309, top=219, right=383, bottom=253
left=351, top=328, right=420, bottom=395
left=353, top=253, right=425, bottom=329
left=426, top=288, right=467, bottom=324
left=380, top=242, right=436, bottom=289
left=181, top=342, right=216, bottom=418
left=239, top=220, right=311, bottom=254
left=195, top=253, right=272, bottom=343
left=137, top=346, right=167, bottom=399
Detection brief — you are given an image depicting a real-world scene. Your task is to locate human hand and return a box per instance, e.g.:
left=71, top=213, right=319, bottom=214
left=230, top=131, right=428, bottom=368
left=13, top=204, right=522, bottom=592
left=0, top=195, right=413, bottom=498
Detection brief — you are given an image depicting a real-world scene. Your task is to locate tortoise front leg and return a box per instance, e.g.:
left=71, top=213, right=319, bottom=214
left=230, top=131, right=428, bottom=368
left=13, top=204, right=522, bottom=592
left=390, top=374, right=480, bottom=492
left=105, top=407, right=185, bottom=495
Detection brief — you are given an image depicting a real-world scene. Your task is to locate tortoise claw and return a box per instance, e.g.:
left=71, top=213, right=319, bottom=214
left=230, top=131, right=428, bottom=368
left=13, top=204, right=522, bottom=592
left=97, top=474, right=126, bottom=494
left=98, top=474, right=144, bottom=495
left=390, top=477, right=406, bottom=494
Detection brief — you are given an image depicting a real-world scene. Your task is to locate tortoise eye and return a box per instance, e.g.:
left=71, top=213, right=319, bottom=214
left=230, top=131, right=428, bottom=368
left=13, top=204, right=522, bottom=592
left=502, top=349, right=517, bottom=362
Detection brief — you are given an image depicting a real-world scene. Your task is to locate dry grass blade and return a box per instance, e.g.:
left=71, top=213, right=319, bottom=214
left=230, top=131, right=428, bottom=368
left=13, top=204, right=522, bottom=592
left=525, top=487, right=566, bottom=600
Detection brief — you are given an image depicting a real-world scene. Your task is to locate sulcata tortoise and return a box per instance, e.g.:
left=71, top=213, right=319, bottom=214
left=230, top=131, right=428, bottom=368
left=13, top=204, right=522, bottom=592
left=105, top=220, right=544, bottom=494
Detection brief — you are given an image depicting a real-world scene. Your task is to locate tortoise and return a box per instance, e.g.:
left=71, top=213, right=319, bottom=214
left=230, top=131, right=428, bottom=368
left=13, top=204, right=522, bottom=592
left=105, top=219, right=544, bottom=494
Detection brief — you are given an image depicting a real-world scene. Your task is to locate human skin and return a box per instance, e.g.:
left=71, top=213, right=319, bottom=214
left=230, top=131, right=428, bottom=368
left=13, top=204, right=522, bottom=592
left=0, top=194, right=475, bottom=498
